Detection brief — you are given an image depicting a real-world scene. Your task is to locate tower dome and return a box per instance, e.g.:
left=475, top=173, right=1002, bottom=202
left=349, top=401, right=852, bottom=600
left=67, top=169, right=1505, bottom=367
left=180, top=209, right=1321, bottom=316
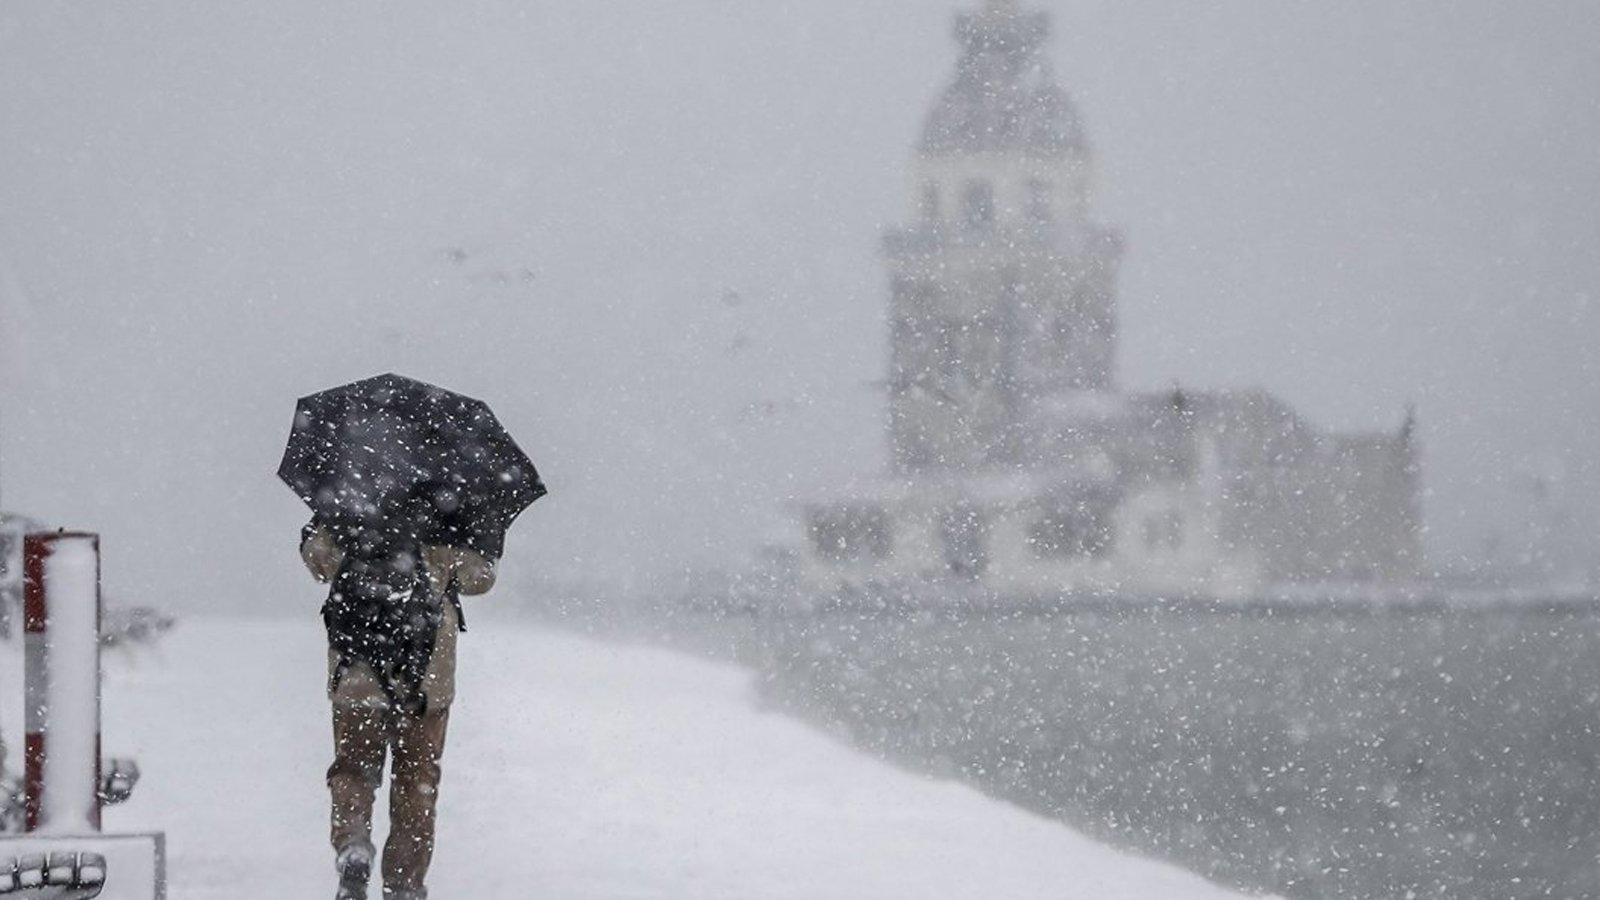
left=919, top=0, right=1088, bottom=159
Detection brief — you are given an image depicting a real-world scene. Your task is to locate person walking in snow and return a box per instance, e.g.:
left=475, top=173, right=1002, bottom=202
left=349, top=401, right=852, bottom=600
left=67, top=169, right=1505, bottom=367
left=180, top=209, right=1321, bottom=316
left=301, top=509, right=498, bottom=900
left=278, top=373, right=545, bottom=900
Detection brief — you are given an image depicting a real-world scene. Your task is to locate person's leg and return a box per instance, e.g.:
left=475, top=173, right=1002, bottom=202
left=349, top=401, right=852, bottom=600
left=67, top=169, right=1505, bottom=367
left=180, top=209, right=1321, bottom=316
left=381, top=706, right=450, bottom=896
left=328, top=702, right=388, bottom=870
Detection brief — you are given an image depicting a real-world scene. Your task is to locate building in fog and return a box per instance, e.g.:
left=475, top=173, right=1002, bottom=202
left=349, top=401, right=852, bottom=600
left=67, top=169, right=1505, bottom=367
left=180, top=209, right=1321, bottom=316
left=790, top=0, right=1421, bottom=598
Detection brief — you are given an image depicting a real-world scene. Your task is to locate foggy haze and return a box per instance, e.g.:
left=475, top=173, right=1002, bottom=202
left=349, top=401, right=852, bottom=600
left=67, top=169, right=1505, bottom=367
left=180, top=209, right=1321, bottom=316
left=1, top=1, right=1596, bottom=612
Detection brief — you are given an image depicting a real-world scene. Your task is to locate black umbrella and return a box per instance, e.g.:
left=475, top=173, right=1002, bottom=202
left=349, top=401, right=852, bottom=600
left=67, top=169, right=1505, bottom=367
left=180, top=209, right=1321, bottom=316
left=278, top=373, right=546, bottom=559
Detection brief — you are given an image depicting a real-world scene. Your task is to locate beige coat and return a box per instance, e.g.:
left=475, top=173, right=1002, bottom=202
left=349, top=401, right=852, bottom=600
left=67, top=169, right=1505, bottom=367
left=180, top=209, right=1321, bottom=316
left=301, top=526, right=496, bottom=710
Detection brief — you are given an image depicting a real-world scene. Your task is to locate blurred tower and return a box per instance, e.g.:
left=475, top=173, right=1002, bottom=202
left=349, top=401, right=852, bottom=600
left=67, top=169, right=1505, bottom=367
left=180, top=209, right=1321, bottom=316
left=883, top=0, right=1122, bottom=473
left=791, top=0, right=1423, bottom=596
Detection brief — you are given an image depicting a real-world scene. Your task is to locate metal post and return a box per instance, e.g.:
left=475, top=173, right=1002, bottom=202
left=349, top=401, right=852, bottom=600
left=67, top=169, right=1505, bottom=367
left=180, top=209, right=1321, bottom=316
left=22, top=532, right=102, bottom=834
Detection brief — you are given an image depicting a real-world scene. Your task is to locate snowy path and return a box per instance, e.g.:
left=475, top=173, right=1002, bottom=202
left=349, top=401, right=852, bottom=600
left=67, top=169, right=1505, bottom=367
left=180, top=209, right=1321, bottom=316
left=77, top=618, right=1261, bottom=899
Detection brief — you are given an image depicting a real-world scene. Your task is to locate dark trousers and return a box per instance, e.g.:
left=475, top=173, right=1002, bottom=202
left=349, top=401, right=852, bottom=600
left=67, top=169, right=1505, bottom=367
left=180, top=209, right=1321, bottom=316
left=328, top=702, right=451, bottom=891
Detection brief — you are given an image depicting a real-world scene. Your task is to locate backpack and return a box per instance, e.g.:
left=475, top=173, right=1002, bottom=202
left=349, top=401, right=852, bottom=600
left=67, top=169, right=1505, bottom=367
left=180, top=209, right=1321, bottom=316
left=322, top=532, right=449, bottom=718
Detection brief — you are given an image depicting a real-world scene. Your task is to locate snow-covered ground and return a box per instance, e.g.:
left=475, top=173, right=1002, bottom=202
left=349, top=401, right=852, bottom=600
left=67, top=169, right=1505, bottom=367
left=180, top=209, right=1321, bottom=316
left=23, top=618, right=1263, bottom=899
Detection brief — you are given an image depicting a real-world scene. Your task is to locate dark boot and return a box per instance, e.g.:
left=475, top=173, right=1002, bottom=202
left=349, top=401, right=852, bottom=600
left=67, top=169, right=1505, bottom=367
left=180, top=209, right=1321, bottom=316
left=334, top=843, right=373, bottom=900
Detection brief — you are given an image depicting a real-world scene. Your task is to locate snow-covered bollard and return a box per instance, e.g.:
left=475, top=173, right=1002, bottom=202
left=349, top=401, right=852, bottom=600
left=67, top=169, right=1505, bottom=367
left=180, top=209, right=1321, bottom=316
left=6, top=532, right=165, bottom=900
left=22, top=532, right=102, bottom=834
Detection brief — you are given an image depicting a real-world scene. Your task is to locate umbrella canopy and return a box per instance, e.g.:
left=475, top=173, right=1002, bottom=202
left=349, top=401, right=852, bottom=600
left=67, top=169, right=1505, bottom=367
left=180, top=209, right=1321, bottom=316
left=278, top=373, right=546, bottom=559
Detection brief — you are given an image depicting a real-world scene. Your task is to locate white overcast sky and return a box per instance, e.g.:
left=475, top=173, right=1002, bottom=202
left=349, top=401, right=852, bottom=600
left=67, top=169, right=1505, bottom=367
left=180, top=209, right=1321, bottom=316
left=1, top=2, right=1597, bottom=609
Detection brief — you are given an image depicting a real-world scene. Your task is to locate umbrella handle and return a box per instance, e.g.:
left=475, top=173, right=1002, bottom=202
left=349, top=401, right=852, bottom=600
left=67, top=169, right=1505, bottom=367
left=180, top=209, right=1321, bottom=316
left=446, top=573, right=466, bottom=633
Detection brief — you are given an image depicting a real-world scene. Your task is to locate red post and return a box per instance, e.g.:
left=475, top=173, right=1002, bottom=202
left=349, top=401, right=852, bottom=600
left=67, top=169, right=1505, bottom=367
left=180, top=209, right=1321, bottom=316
left=22, top=531, right=103, bottom=833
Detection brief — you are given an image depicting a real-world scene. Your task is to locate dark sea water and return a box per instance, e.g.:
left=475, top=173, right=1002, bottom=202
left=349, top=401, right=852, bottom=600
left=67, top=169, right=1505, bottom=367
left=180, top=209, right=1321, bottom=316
left=751, top=602, right=1600, bottom=900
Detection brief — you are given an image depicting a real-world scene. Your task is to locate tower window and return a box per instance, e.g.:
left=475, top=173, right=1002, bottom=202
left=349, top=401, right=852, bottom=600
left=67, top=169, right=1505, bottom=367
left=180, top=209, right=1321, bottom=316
left=1029, top=491, right=1116, bottom=560
left=938, top=505, right=989, bottom=578
left=919, top=181, right=941, bottom=222
left=1026, top=178, right=1053, bottom=222
left=962, top=180, right=994, bottom=229
left=809, top=504, right=892, bottom=561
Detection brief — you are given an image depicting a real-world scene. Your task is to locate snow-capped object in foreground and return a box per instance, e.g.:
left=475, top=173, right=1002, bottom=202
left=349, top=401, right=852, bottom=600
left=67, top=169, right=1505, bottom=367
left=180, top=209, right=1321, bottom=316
left=82, top=618, right=1269, bottom=900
